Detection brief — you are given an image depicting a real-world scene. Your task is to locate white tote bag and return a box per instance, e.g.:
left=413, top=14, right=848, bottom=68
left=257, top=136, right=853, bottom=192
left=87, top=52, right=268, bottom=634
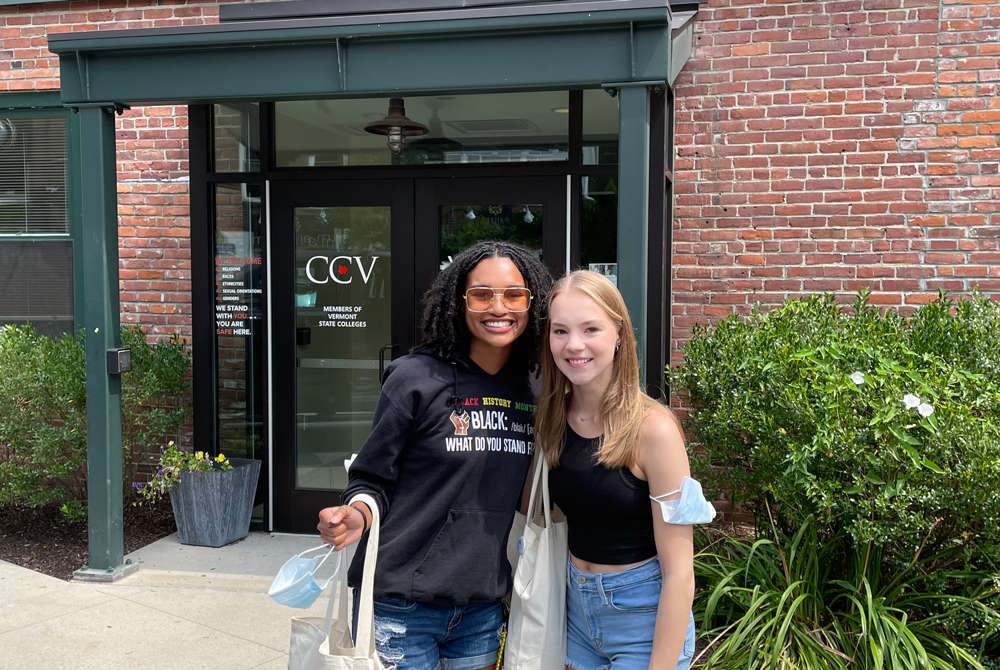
left=505, top=456, right=568, bottom=670
left=288, top=494, right=384, bottom=670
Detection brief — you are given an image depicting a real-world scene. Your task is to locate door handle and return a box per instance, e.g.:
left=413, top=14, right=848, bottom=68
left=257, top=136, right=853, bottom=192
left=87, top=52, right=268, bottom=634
left=378, top=344, right=399, bottom=384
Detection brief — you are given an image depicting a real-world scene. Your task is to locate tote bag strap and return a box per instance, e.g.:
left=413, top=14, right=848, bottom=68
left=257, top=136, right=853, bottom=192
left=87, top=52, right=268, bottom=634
left=320, top=561, right=343, bottom=639
left=525, top=456, right=553, bottom=529
left=540, top=457, right=553, bottom=528
left=320, top=544, right=350, bottom=640
left=351, top=493, right=381, bottom=660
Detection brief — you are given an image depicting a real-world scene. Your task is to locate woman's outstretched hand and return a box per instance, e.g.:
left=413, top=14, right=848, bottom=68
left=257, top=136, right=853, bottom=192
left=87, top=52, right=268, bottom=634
left=317, top=504, right=368, bottom=551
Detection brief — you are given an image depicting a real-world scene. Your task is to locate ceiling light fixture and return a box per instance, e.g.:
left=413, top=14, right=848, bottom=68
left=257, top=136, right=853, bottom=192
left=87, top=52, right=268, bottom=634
left=364, top=98, right=429, bottom=154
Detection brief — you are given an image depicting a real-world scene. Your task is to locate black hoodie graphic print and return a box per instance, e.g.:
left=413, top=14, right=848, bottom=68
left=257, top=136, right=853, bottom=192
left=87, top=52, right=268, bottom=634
left=341, top=348, right=535, bottom=606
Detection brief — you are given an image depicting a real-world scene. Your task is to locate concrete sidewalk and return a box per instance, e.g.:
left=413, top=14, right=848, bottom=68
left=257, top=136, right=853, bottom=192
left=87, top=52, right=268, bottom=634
left=0, top=533, right=349, bottom=670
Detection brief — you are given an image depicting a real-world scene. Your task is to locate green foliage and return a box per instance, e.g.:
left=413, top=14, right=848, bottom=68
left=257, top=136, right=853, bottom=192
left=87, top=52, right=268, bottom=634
left=0, top=324, right=191, bottom=511
left=134, top=442, right=232, bottom=506
left=440, top=207, right=542, bottom=260
left=0, top=325, right=87, bottom=507
left=674, top=290, right=1000, bottom=567
left=119, top=326, right=192, bottom=503
left=60, top=499, right=88, bottom=524
left=694, top=518, right=999, bottom=670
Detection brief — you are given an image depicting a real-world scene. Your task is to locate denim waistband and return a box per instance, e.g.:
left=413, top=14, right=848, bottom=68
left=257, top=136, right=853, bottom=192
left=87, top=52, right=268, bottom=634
left=567, top=555, right=661, bottom=591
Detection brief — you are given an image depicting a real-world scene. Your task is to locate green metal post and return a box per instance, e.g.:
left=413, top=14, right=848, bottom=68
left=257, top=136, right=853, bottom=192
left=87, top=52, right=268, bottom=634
left=75, top=104, right=130, bottom=580
left=616, top=85, right=650, bottom=385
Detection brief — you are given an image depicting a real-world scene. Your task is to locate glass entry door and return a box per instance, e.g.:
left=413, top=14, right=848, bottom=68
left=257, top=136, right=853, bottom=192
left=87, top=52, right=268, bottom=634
left=413, top=177, right=567, bottom=313
left=270, top=176, right=565, bottom=533
left=270, top=181, right=414, bottom=532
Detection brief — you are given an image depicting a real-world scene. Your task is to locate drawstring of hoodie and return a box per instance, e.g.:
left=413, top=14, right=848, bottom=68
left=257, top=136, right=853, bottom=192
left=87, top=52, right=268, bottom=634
left=448, top=363, right=465, bottom=413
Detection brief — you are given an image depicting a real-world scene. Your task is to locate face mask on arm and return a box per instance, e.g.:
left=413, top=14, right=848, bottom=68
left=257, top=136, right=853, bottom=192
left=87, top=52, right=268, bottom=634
left=649, top=477, right=717, bottom=525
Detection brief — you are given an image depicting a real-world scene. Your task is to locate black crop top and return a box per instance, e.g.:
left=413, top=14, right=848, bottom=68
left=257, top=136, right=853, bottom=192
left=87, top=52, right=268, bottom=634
left=548, top=425, right=657, bottom=564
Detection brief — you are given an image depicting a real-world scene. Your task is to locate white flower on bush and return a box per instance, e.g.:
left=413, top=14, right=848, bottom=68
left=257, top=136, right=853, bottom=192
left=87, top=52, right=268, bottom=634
left=903, top=394, right=921, bottom=409
left=344, top=453, right=358, bottom=472
left=850, top=371, right=865, bottom=385
left=917, top=403, right=934, bottom=417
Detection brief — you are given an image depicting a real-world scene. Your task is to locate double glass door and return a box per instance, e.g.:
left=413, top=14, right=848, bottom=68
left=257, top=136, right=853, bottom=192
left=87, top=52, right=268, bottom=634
left=271, top=177, right=565, bottom=532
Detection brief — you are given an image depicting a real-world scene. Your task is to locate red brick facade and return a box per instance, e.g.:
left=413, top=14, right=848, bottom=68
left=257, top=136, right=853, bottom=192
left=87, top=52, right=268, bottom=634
left=0, top=0, right=231, bottom=342
left=671, top=0, right=1000, bottom=360
left=1, top=0, right=997, bottom=352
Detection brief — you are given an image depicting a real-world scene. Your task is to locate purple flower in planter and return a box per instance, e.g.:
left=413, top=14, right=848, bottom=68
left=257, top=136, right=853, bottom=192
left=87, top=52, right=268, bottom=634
left=157, top=469, right=165, bottom=477
left=133, top=482, right=144, bottom=490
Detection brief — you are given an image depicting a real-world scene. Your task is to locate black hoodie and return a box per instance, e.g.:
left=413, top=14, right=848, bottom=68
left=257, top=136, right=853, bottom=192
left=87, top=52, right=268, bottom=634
left=342, top=348, right=536, bottom=606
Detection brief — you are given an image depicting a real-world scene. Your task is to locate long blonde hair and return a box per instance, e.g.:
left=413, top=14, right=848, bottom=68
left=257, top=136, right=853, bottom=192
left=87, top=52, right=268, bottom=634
left=535, top=270, right=671, bottom=469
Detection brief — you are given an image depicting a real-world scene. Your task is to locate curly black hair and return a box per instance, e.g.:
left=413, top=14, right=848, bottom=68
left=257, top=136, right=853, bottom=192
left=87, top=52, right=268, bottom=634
left=419, top=240, right=554, bottom=366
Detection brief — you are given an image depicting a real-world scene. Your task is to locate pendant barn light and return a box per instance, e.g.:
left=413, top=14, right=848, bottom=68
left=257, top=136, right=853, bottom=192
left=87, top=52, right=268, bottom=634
left=364, top=98, right=429, bottom=154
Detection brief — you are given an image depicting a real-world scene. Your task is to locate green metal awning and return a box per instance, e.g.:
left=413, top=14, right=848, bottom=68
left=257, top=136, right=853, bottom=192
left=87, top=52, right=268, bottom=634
left=49, top=1, right=677, bottom=106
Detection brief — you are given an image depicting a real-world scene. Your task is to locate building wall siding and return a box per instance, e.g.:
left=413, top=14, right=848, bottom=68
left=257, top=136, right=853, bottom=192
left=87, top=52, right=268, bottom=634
left=671, top=0, right=1000, bottom=360
left=0, top=0, right=248, bottom=342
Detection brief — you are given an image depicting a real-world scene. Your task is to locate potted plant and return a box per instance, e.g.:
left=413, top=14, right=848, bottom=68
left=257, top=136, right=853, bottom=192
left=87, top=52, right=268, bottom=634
left=136, top=442, right=261, bottom=547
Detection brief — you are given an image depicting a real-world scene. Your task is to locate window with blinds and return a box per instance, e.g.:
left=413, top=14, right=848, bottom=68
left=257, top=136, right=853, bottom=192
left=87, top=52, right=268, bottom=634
left=0, top=241, right=74, bottom=336
left=0, top=116, right=69, bottom=235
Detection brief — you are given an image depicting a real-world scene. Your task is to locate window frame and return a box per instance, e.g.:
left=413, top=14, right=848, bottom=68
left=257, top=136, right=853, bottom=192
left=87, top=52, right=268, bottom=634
left=0, top=93, right=83, bottom=334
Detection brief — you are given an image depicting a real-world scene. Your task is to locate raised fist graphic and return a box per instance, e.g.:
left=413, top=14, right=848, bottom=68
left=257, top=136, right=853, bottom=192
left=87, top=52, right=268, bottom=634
left=449, top=410, right=471, bottom=436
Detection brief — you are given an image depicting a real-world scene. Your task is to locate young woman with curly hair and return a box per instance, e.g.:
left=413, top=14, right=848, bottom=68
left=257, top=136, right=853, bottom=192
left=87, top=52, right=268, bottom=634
left=536, top=270, right=715, bottom=670
left=317, top=240, right=552, bottom=670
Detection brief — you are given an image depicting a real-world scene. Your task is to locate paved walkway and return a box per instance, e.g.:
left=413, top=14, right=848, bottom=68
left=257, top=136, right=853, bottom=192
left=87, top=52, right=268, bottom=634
left=0, top=532, right=350, bottom=670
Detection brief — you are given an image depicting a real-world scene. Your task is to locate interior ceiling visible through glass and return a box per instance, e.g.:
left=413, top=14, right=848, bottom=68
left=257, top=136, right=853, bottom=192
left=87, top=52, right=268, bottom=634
left=275, top=91, right=615, bottom=167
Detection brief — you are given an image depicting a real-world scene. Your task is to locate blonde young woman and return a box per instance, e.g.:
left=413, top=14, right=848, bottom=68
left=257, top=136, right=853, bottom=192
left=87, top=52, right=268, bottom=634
left=536, top=271, right=715, bottom=670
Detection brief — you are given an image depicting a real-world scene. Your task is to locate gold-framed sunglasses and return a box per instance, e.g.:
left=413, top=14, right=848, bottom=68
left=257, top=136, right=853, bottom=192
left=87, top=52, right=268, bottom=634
left=463, top=287, right=533, bottom=313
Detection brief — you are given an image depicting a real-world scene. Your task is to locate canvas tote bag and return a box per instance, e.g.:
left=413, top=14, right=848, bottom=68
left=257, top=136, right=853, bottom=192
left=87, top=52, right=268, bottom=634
left=288, top=493, right=384, bottom=670
left=505, top=456, right=568, bottom=670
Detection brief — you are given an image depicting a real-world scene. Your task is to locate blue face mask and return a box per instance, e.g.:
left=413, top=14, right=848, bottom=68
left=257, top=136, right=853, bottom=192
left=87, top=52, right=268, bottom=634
left=268, top=544, right=341, bottom=609
left=649, top=477, right=717, bottom=525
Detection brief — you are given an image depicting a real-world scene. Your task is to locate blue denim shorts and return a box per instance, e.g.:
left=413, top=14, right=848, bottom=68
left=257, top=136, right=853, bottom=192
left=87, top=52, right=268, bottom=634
left=566, top=556, right=696, bottom=670
left=352, top=592, right=503, bottom=670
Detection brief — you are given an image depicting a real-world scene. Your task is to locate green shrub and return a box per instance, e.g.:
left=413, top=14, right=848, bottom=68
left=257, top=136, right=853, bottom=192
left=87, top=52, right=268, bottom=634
left=60, top=499, right=88, bottom=524
left=674, top=290, right=1000, bottom=666
left=0, top=324, right=191, bottom=514
left=119, top=325, right=192, bottom=502
left=694, top=518, right=998, bottom=670
left=0, top=325, right=87, bottom=507
left=674, top=290, right=1000, bottom=569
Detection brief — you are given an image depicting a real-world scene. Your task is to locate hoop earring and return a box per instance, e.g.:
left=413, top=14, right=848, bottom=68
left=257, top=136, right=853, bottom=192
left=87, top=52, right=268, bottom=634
left=615, top=343, right=621, bottom=354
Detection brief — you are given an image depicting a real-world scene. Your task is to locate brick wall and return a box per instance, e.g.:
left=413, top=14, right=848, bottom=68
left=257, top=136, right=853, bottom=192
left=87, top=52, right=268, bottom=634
left=117, top=105, right=192, bottom=341
left=0, top=0, right=245, bottom=342
left=671, top=0, right=1000, bottom=361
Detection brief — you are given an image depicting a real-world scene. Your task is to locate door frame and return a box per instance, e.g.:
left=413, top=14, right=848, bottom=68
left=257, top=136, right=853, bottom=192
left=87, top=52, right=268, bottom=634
left=268, top=179, right=415, bottom=533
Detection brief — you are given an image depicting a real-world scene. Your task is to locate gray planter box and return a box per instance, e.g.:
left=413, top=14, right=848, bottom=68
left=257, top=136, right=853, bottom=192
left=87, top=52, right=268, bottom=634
left=168, top=458, right=261, bottom=547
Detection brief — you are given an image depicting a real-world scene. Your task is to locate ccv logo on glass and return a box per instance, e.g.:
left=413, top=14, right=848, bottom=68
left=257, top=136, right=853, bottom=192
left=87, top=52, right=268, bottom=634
left=305, top=256, right=380, bottom=285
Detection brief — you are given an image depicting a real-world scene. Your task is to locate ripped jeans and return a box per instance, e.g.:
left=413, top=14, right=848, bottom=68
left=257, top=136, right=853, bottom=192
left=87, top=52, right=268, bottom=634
left=352, top=593, right=503, bottom=670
